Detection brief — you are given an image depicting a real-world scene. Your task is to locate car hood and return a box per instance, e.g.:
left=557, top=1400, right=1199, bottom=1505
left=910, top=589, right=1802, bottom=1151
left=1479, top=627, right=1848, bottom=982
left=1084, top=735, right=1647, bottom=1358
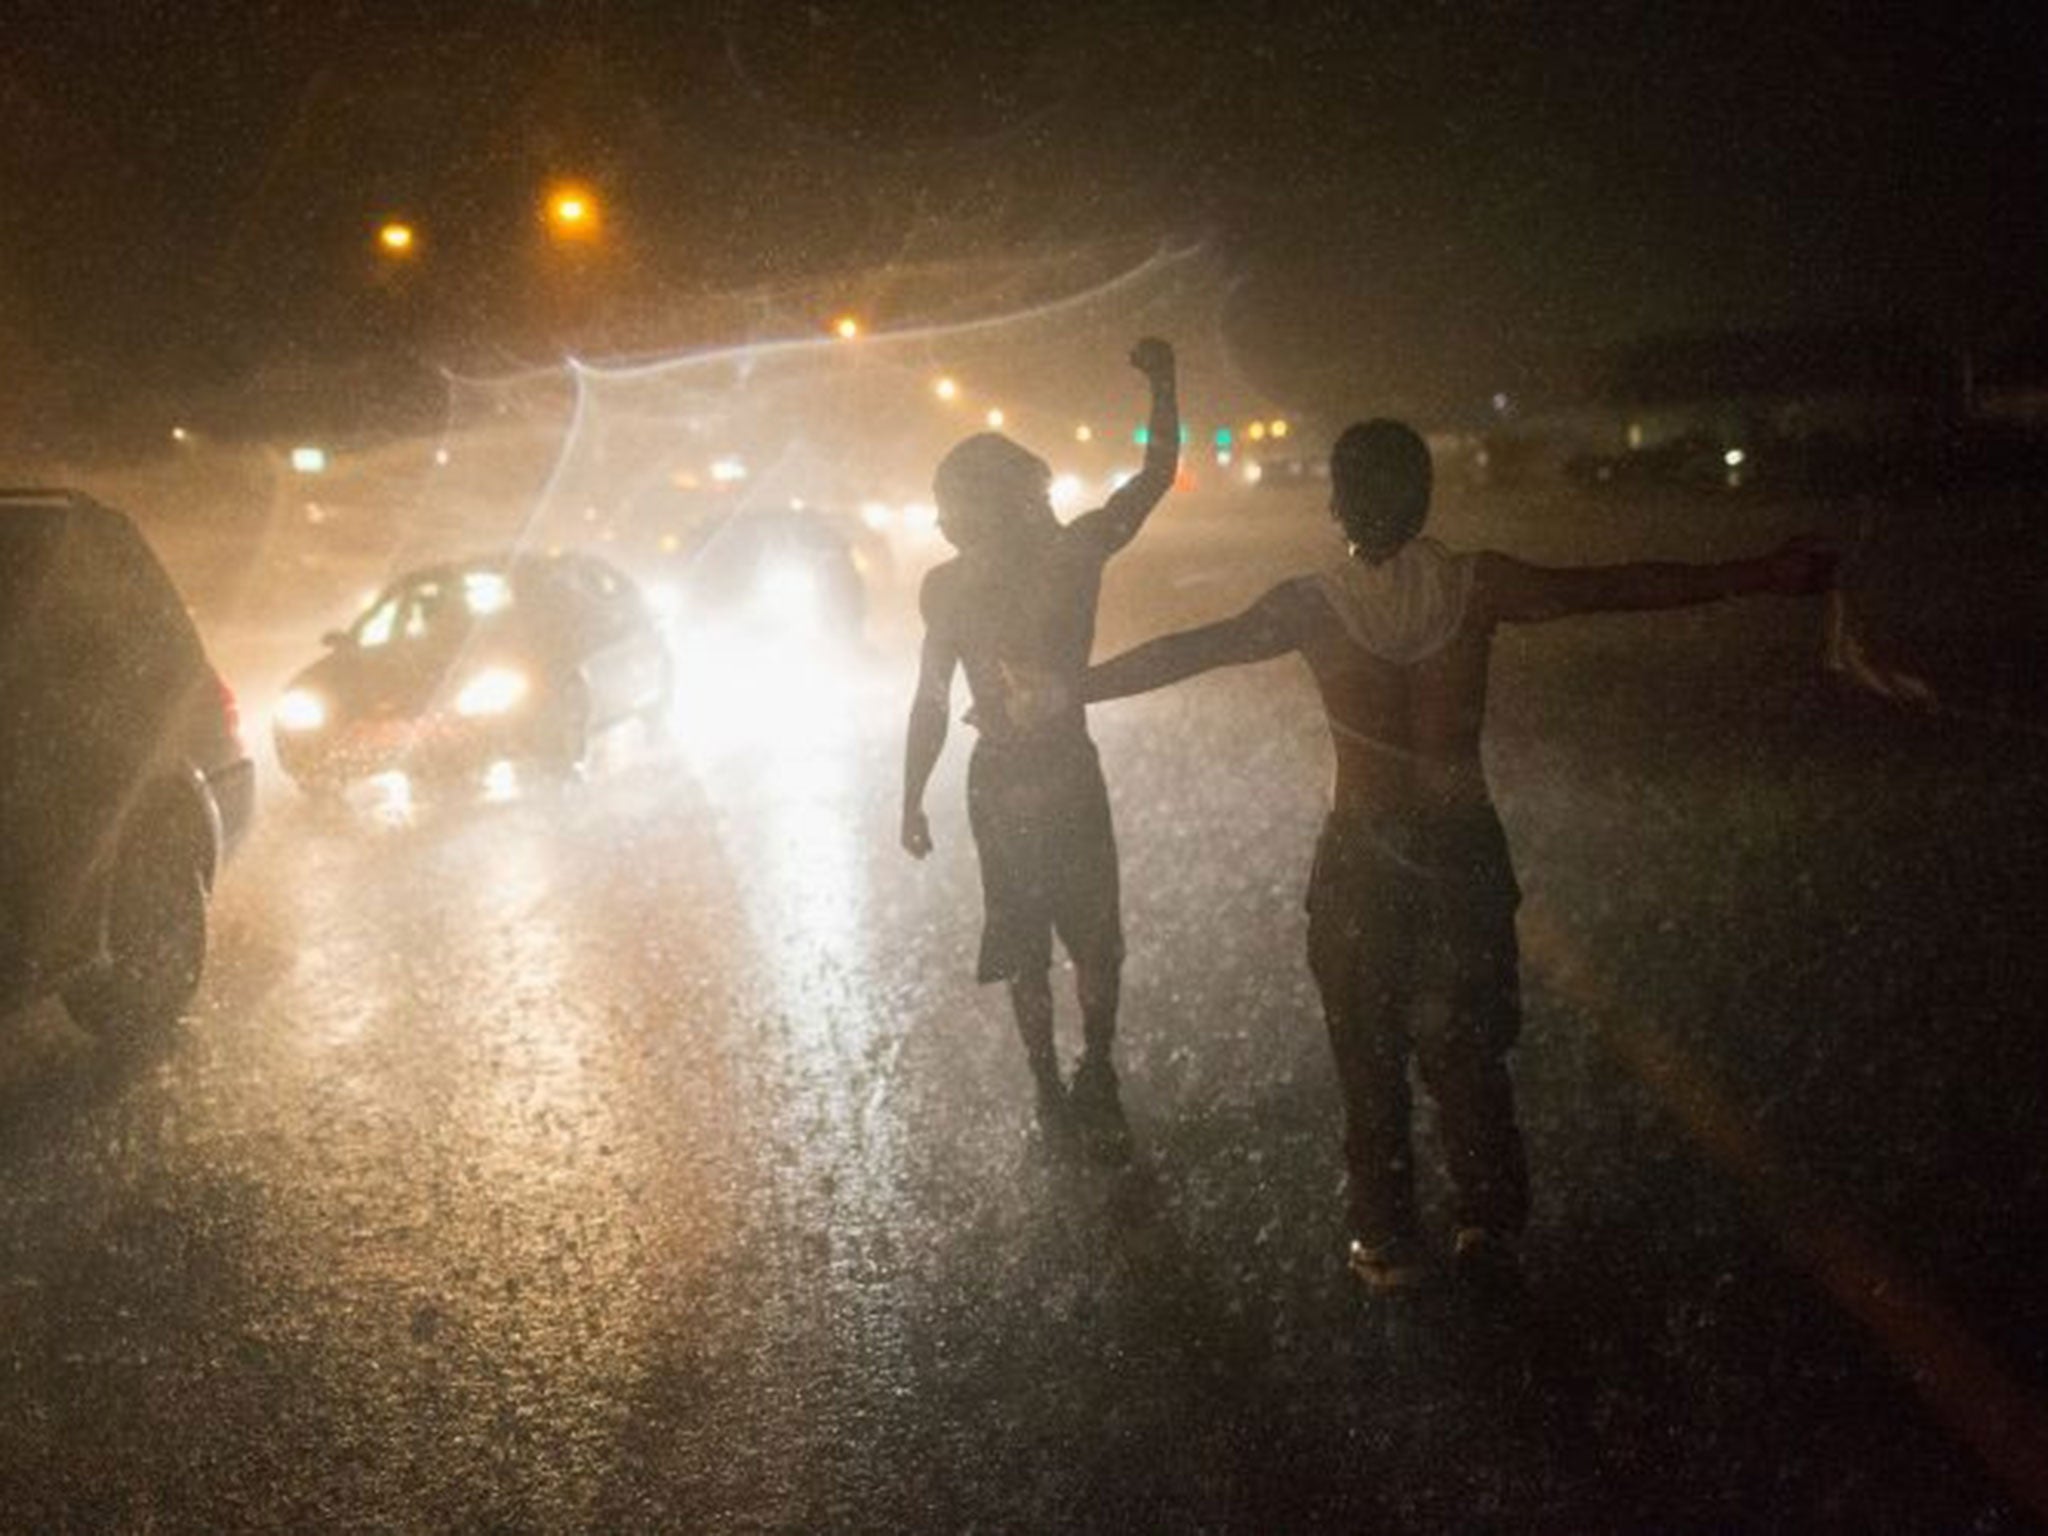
left=288, top=639, right=525, bottom=721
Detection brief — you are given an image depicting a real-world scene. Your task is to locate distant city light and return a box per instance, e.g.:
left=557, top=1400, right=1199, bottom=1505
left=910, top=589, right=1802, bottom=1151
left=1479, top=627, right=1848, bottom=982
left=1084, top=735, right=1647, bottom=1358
left=1074, top=424, right=1094, bottom=443
left=861, top=502, right=894, bottom=531
left=290, top=446, right=327, bottom=474
left=984, top=407, right=1005, bottom=428
left=378, top=221, right=416, bottom=256
left=1244, top=462, right=1265, bottom=485
left=1247, top=421, right=1267, bottom=441
left=170, top=426, right=191, bottom=444
left=1269, top=419, right=1290, bottom=439
left=933, top=376, right=959, bottom=401
left=1724, top=448, right=1747, bottom=468
left=1050, top=473, right=1085, bottom=510
left=433, top=447, right=451, bottom=467
left=833, top=315, right=862, bottom=340
left=709, top=457, right=748, bottom=483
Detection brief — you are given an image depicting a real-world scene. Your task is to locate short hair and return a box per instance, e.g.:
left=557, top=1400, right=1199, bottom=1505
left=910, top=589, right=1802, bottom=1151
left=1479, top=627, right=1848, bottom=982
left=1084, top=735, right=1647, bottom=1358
left=1330, top=419, right=1432, bottom=557
left=932, top=432, right=1050, bottom=551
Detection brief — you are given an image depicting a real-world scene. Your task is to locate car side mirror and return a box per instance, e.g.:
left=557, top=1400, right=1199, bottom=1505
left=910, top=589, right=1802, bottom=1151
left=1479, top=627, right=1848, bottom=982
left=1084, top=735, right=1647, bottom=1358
left=322, top=630, right=350, bottom=649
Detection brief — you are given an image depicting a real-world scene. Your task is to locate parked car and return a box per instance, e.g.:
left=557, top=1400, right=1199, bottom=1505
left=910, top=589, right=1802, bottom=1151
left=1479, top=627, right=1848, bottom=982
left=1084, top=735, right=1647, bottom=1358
left=0, top=489, right=255, bottom=1038
left=273, top=550, right=671, bottom=795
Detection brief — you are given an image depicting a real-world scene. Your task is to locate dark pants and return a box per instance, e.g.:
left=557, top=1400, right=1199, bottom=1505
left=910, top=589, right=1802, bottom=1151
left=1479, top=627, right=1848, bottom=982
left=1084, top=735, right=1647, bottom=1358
left=1306, top=805, right=1528, bottom=1246
left=967, top=735, right=1124, bottom=985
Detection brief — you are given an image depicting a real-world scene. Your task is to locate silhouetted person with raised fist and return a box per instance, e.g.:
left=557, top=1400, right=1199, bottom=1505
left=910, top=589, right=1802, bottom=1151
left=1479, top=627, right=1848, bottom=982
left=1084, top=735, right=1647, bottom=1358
left=902, top=338, right=1180, bottom=1164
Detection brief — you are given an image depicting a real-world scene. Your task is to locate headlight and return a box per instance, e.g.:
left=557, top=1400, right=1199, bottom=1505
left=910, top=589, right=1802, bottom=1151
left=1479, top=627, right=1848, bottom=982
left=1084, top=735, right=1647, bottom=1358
left=454, top=666, right=531, bottom=717
left=757, top=563, right=819, bottom=623
left=276, top=687, right=327, bottom=732
left=644, top=581, right=683, bottom=622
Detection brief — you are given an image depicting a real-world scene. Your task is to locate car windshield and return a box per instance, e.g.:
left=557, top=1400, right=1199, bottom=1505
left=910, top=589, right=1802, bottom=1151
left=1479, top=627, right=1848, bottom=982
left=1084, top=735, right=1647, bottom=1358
left=352, top=569, right=512, bottom=647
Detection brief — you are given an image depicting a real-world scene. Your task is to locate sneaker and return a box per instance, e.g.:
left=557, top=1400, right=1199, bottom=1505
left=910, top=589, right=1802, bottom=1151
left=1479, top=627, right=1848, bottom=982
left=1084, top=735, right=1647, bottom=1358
left=1067, top=1057, right=1132, bottom=1167
left=1347, top=1233, right=1430, bottom=1294
left=1033, top=1076, right=1077, bottom=1152
left=1450, top=1226, right=1526, bottom=1303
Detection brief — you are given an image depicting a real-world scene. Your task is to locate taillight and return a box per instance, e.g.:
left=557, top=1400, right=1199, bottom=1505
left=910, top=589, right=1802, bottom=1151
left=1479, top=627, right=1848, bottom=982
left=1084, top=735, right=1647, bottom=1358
left=216, top=672, right=243, bottom=747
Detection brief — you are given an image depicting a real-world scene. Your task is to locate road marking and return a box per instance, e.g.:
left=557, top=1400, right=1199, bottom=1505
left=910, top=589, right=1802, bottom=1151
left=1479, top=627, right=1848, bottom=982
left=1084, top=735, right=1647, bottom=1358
left=1520, top=899, right=2048, bottom=1523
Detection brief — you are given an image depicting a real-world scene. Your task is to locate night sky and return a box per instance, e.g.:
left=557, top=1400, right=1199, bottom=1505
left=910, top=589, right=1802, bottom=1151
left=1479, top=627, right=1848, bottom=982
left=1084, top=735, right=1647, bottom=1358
left=5, top=1, right=2045, bottom=439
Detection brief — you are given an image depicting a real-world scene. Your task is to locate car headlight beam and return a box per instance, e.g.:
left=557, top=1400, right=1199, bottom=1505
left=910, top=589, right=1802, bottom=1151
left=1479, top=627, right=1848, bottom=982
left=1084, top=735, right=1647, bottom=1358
left=276, top=687, right=327, bottom=732
left=454, top=666, right=531, bottom=717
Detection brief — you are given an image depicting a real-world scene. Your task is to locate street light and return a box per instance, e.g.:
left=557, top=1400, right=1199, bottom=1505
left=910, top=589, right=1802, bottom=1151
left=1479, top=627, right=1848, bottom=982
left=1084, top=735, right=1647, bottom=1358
left=933, top=376, right=959, bottom=401
left=984, top=407, right=1005, bottom=429
left=377, top=221, right=417, bottom=257
left=832, top=315, right=862, bottom=341
left=544, top=183, right=601, bottom=242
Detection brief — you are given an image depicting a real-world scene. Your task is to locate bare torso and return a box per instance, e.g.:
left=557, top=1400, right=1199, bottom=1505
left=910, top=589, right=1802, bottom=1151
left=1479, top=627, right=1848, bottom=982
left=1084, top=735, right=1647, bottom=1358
left=1287, top=579, right=1498, bottom=815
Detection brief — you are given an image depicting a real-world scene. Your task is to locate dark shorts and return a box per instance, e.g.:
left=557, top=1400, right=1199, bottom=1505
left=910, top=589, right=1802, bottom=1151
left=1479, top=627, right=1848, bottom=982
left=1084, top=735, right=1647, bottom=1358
left=1305, top=803, right=1522, bottom=1052
left=967, top=735, right=1123, bottom=983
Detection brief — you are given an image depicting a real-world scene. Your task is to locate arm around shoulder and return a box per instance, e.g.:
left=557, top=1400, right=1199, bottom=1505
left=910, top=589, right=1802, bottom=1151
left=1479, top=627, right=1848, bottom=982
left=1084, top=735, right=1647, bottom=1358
left=1084, top=582, right=1300, bottom=703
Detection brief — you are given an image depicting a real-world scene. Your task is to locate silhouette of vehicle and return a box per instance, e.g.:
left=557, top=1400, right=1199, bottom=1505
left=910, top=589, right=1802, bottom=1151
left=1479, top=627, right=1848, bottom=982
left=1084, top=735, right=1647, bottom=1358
left=664, top=506, right=867, bottom=639
left=1, top=489, right=255, bottom=1038
left=273, top=550, right=670, bottom=794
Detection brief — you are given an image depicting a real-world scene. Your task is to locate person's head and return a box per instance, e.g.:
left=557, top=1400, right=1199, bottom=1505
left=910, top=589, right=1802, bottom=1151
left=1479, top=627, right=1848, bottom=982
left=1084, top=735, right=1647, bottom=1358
left=932, top=432, right=1055, bottom=553
left=1330, top=419, right=1432, bottom=559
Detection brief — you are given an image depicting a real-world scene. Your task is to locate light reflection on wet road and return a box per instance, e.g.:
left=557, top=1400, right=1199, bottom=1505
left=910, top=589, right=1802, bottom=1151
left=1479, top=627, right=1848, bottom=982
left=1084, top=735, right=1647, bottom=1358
left=4, top=489, right=2048, bottom=1529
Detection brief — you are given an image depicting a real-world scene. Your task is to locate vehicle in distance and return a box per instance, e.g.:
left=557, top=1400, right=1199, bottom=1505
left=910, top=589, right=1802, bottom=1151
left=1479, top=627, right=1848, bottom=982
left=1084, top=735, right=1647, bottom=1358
left=273, top=550, right=670, bottom=795
left=661, top=506, right=867, bottom=640
left=1, top=489, right=255, bottom=1038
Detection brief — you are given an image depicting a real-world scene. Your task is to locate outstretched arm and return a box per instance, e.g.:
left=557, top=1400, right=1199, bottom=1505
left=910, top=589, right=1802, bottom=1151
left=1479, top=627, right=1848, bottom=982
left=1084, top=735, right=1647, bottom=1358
left=1477, top=537, right=1838, bottom=624
left=1084, top=584, right=1298, bottom=703
left=1073, top=338, right=1178, bottom=555
left=901, top=620, right=957, bottom=859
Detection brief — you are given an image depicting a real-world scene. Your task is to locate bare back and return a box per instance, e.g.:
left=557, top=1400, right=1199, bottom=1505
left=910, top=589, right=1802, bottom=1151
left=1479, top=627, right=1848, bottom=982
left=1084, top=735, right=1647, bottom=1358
left=1288, top=579, right=1496, bottom=815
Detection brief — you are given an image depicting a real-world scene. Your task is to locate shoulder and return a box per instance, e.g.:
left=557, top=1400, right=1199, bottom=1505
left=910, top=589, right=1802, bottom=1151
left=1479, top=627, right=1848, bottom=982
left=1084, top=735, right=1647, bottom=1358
left=1241, top=575, right=1321, bottom=640
left=918, top=559, right=962, bottom=625
left=1464, top=549, right=1523, bottom=624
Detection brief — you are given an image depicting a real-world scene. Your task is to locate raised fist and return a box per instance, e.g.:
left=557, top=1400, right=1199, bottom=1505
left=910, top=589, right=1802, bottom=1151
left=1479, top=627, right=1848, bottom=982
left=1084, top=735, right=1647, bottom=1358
left=1129, top=337, right=1175, bottom=384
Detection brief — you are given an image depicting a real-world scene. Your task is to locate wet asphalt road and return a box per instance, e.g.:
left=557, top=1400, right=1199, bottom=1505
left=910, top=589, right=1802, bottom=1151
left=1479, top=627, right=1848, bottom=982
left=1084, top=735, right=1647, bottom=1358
left=5, top=483, right=2048, bottom=1532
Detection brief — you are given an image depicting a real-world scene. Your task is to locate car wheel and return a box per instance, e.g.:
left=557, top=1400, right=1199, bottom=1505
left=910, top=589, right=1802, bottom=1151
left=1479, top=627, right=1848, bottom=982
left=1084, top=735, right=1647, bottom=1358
left=64, top=823, right=208, bottom=1040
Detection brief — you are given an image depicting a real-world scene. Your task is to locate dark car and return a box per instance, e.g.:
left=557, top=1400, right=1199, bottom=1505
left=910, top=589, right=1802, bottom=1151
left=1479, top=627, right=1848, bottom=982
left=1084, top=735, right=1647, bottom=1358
left=665, top=507, right=866, bottom=639
left=273, top=549, right=671, bottom=794
left=1, top=489, right=255, bottom=1038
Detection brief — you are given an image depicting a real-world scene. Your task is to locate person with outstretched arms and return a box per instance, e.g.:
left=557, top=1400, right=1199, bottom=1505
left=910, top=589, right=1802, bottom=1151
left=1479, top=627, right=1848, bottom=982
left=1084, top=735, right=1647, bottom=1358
left=1083, top=419, right=1835, bottom=1292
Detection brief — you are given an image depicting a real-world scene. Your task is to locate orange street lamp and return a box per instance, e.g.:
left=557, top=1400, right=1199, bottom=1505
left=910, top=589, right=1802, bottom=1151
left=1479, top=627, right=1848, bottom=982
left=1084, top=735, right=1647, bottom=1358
left=377, top=221, right=417, bottom=257
left=832, top=314, right=862, bottom=341
left=545, top=183, right=601, bottom=241
left=933, top=375, right=959, bottom=401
